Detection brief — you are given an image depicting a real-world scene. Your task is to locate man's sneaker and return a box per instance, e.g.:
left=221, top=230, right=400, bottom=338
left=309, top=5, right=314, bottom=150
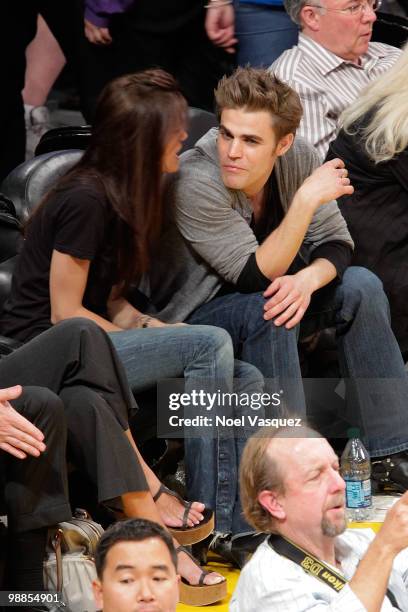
left=24, top=104, right=51, bottom=159
left=371, top=451, right=408, bottom=493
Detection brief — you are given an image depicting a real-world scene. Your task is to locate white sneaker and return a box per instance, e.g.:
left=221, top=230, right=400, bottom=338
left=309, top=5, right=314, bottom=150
left=24, top=104, right=51, bottom=159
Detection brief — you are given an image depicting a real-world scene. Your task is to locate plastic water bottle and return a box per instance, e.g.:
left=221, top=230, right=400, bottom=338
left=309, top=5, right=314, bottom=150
left=340, top=428, right=372, bottom=521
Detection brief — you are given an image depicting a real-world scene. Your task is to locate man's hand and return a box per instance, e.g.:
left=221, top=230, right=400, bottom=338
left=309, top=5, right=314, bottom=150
left=205, top=5, right=237, bottom=53
left=0, top=386, right=46, bottom=460
left=263, top=271, right=314, bottom=329
left=375, top=492, right=408, bottom=556
left=295, top=158, right=354, bottom=211
left=348, top=491, right=408, bottom=612
left=84, top=18, right=112, bottom=45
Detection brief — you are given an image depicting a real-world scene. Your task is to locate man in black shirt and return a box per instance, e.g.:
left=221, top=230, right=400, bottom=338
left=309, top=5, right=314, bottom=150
left=84, top=0, right=234, bottom=112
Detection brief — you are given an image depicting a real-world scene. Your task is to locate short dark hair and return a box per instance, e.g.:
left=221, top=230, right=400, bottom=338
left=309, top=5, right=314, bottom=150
left=95, top=519, right=177, bottom=578
left=215, top=66, right=303, bottom=140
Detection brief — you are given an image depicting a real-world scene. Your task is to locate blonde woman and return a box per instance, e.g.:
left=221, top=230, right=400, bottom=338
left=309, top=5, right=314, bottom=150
left=327, top=42, right=408, bottom=356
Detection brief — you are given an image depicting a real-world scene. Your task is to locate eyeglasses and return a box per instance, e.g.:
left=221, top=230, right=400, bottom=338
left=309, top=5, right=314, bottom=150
left=307, top=0, right=382, bottom=15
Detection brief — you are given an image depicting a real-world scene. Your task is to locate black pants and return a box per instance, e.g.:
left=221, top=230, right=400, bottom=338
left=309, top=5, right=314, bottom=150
left=0, top=386, right=71, bottom=533
left=0, top=319, right=147, bottom=510
left=109, top=2, right=234, bottom=114
left=0, top=1, right=106, bottom=181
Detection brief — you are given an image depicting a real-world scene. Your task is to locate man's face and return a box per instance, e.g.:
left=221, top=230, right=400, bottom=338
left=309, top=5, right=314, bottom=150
left=304, top=0, right=377, bottom=62
left=217, top=108, right=292, bottom=197
left=93, top=538, right=179, bottom=612
left=270, top=437, right=347, bottom=539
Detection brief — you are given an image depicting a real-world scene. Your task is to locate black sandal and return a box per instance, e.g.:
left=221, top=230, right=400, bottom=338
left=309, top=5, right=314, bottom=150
left=176, top=545, right=227, bottom=606
left=153, top=484, right=214, bottom=545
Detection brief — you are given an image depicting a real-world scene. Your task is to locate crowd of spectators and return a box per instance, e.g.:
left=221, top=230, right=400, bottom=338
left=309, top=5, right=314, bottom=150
left=1, top=0, right=408, bottom=610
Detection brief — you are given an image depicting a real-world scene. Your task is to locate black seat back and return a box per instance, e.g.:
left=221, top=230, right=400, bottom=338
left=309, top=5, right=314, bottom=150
left=372, top=11, right=408, bottom=47
left=1, top=150, right=83, bottom=222
left=34, top=107, right=218, bottom=159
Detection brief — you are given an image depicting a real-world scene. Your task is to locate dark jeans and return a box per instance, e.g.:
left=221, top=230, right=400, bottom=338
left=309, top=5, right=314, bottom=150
left=235, top=3, right=299, bottom=67
left=188, top=267, right=408, bottom=457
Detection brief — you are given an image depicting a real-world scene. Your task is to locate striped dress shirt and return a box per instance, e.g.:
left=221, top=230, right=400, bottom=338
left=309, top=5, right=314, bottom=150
left=231, top=529, right=408, bottom=611
left=271, top=34, right=401, bottom=159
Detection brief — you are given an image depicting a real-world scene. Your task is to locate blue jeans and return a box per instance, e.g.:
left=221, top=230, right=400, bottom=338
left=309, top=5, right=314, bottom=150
left=235, top=3, right=299, bottom=67
left=108, top=324, right=263, bottom=533
left=188, top=267, right=408, bottom=457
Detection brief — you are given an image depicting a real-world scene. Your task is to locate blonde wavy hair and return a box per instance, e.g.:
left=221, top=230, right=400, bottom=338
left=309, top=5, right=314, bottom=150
left=340, top=42, right=408, bottom=164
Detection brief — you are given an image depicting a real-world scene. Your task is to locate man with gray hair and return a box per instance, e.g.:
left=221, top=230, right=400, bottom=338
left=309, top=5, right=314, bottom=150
left=271, top=0, right=401, bottom=159
left=231, top=425, right=408, bottom=611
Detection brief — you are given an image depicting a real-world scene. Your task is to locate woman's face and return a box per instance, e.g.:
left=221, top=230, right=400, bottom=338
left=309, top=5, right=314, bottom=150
left=161, top=128, right=188, bottom=173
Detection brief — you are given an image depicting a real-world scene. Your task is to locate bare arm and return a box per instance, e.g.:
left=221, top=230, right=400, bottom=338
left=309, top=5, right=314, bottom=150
left=50, top=250, right=122, bottom=332
left=50, top=250, right=185, bottom=331
left=255, top=158, right=353, bottom=280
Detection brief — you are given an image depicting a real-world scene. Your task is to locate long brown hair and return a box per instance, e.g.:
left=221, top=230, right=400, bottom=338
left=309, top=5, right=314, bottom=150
left=33, top=69, right=187, bottom=294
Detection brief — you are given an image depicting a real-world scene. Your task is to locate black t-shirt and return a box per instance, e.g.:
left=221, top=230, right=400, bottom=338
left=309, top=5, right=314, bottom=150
left=0, top=181, right=117, bottom=342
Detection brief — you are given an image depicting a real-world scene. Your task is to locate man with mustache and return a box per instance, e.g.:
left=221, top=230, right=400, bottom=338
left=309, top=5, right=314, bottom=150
left=271, top=0, right=401, bottom=159
left=232, top=425, right=408, bottom=611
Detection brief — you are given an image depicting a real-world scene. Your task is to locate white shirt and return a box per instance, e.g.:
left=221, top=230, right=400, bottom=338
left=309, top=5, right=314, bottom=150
left=230, top=529, right=408, bottom=611
left=271, top=34, right=401, bottom=159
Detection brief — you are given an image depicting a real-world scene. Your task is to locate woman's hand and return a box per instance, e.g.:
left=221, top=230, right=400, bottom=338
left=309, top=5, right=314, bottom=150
left=133, top=315, right=187, bottom=329
left=134, top=314, right=187, bottom=328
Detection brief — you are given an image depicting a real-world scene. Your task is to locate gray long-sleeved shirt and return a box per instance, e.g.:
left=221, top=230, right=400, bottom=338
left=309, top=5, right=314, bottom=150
left=144, top=129, right=353, bottom=322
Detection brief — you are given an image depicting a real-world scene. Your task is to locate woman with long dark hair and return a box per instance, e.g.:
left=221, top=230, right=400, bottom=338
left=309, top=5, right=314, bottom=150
left=0, top=69, right=263, bottom=604
left=327, top=42, right=408, bottom=356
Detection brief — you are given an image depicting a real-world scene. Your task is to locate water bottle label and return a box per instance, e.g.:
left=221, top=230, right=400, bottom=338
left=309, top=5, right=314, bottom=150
left=345, top=479, right=371, bottom=509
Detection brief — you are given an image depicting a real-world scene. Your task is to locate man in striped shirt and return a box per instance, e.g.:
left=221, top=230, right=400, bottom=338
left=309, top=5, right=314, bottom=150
left=271, top=0, right=401, bottom=159
left=232, top=425, right=408, bottom=611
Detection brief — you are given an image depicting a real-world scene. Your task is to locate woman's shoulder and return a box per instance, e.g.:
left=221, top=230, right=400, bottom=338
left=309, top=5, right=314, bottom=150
left=40, top=174, right=111, bottom=221
left=55, top=174, right=108, bottom=205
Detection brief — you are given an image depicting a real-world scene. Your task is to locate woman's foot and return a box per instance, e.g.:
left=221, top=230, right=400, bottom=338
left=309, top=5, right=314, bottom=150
left=175, top=545, right=227, bottom=606
left=153, top=484, right=205, bottom=528
left=176, top=546, right=225, bottom=586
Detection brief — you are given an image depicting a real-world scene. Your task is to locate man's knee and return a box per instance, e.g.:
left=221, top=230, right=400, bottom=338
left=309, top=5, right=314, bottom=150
left=59, top=385, right=101, bottom=418
left=192, top=325, right=234, bottom=363
left=342, top=266, right=388, bottom=308
left=240, top=292, right=299, bottom=341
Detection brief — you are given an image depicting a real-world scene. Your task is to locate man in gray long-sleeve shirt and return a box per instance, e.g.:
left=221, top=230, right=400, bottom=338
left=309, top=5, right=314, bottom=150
left=146, top=66, right=408, bottom=492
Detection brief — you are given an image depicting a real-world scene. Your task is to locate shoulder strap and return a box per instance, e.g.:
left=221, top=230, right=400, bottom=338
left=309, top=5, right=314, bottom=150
left=268, top=534, right=400, bottom=610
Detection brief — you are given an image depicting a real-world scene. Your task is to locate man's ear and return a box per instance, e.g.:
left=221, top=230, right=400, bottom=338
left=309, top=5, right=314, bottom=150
left=300, top=5, right=322, bottom=31
left=258, top=489, right=286, bottom=520
left=276, top=133, right=295, bottom=157
left=92, top=579, right=103, bottom=611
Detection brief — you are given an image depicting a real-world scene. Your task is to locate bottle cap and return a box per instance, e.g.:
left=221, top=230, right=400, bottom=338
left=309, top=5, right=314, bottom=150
left=347, top=427, right=360, bottom=438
